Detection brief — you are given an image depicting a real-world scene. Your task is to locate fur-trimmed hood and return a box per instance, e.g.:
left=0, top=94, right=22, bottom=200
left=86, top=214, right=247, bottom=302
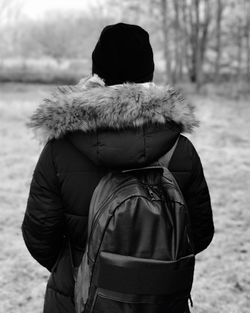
left=28, top=75, right=199, bottom=168
left=28, top=75, right=198, bottom=143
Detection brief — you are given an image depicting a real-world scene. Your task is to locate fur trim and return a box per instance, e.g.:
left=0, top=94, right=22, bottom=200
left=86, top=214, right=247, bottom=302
left=27, top=75, right=199, bottom=143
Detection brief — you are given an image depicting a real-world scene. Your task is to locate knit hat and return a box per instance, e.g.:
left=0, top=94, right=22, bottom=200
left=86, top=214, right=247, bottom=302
left=92, top=23, right=154, bottom=86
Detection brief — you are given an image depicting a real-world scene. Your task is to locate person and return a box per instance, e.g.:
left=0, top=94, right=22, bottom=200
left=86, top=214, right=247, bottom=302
left=22, top=23, right=214, bottom=313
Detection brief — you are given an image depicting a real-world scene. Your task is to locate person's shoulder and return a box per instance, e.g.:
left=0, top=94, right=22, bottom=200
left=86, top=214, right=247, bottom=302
left=46, top=136, right=74, bottom=156
left=177, top=135, right=204, bottom=165
left=178, top=135, right=195, bottom=152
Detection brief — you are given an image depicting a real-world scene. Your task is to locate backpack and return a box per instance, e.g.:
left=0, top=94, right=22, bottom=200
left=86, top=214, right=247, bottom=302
left=74, top=138, right=195, bottom=313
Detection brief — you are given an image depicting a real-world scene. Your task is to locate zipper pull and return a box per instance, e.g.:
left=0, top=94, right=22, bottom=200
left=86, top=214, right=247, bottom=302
left=146, top=185, right=155, bottom=200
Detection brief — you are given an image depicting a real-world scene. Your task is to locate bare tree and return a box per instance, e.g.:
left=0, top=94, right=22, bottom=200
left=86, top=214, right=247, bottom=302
left=181, top=0, right=192, bottom=81
left=189, top=0, right=201, bottom=86
left=188, top=0, right=211, bottom=89
left=245, top=0, right=250, bottom=81
left=200, top=0, right=211, bottom=65
left=214, top=0, right=225, bottom=82
left=235, top=15, right=244, bottom=80
left=173, top=0, right=182, bottom=83
left=161, top=0, right=172, bottom=84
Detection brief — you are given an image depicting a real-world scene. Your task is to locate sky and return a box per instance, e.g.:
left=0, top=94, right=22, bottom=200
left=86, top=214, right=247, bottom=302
left=21, top=0, right=104, bottom=18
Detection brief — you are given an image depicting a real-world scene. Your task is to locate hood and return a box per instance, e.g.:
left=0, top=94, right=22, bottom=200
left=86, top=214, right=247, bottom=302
left=28, top=75, right=199, bottom=168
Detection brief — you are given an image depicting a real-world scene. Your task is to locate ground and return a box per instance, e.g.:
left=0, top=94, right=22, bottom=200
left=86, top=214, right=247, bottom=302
left=0, top=83, right=249, bottom=313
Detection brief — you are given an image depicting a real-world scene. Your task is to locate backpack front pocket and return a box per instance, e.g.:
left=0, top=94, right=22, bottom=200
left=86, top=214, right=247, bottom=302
left=94, top=251, right=195, bottom=296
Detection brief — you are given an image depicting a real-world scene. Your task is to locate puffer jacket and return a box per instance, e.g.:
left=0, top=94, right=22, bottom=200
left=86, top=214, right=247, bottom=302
left=22, top=75, right=214, bottom=313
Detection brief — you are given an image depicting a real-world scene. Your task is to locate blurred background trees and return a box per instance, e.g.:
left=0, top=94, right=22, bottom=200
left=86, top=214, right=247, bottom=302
left=0, top=0, right=249, bottom=91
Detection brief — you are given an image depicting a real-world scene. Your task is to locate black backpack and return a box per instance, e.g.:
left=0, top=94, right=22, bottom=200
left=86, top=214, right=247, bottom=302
left=74, top=138, right=195, bottom=313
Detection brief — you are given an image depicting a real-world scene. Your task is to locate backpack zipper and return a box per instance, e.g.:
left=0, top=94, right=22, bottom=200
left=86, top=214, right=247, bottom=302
left=146, top=185, right=156, bottom=200
left=145, top=184, right=163, bottom=201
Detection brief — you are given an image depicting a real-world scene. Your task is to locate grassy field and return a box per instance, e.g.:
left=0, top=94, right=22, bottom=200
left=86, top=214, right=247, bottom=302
left=0, top=83, right=249, bottom=313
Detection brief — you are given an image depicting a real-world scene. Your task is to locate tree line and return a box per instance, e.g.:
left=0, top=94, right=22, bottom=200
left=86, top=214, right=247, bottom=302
left=0, top=0, right=249, bottom=88
left=106, top=0, right=250, bottom=88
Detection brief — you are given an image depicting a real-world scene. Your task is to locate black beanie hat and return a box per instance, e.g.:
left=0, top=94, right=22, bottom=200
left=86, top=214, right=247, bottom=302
left=92, top=23, right=154, bottom=86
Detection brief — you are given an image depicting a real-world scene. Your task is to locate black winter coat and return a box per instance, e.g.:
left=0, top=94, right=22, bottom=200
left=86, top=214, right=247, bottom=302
left=22, top=75, right=214, bottom=313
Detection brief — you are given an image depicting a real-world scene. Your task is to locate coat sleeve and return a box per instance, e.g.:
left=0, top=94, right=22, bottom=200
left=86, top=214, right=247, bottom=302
left=185, top=142, right=214, bottom=255
left=22, top=141, right=64, bottom=271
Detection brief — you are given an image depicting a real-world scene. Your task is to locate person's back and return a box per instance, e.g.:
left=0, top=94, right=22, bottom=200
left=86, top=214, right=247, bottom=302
left=22, top=23, right=214, bottom=313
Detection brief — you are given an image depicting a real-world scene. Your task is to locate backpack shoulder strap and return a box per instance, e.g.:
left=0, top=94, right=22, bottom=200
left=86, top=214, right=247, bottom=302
left=153, top=136, right=180, bottom=168
left=160, top=136, right=180, bottom=168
